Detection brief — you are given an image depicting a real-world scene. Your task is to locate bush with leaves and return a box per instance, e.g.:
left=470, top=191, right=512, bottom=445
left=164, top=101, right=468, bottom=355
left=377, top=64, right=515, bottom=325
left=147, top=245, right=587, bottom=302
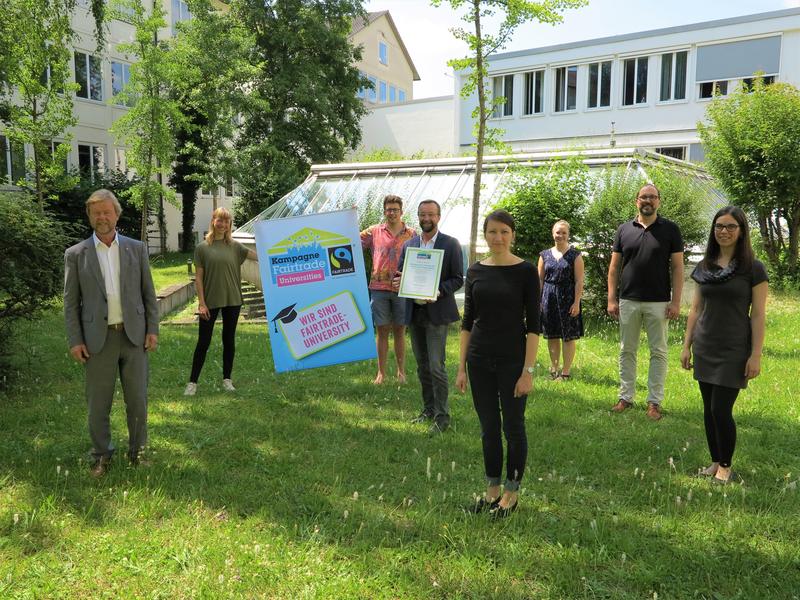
left=0, top=192, right=69, bottom=377
left=581, top=166, right=709, bottom=316
left=496, top=156, right=590, bottom=262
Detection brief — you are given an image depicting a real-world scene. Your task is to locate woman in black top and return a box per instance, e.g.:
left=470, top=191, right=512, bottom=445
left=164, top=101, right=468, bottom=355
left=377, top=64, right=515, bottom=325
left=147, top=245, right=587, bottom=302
left=456, top=210, right=541, bottom=517
left=681, top=206, right=767, bottom=484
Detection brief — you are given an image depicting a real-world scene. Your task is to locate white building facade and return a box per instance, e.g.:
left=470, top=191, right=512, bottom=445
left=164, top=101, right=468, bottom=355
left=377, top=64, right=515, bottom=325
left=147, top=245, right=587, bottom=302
left=451, top=8, right=800, bottom=161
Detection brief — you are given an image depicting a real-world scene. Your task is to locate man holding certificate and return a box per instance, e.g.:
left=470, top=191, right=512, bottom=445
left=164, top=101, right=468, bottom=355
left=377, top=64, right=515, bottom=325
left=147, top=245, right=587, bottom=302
left=394, top=200, right=464, bottom=435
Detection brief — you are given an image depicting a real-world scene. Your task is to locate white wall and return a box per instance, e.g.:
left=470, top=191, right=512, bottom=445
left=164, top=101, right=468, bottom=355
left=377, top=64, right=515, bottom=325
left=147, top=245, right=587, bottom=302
left=354, top=95, right=456, bottom=157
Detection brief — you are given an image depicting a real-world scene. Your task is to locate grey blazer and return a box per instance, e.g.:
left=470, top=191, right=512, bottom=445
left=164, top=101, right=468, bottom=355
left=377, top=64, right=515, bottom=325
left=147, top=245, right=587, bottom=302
left=64, top=234, right=159, bottom=354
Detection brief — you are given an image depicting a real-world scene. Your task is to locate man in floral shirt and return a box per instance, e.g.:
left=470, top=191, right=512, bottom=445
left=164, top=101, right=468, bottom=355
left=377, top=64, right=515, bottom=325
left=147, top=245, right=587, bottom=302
left=361, top=195, right=416, bottom=384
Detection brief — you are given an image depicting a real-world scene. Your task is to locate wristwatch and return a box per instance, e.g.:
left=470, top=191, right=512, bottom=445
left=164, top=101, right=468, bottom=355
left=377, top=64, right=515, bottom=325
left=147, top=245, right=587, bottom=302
left=525, top=366, right=535, bottom=374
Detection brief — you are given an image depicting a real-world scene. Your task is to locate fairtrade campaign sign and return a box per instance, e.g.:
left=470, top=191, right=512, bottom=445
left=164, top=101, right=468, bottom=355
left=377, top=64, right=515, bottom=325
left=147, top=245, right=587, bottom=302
left=254, top=209, right=376, bottom=372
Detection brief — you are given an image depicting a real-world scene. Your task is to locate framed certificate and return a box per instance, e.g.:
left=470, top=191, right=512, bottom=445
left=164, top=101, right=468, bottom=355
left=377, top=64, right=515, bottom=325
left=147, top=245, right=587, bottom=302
left=398, top=247, right=444, bottom=301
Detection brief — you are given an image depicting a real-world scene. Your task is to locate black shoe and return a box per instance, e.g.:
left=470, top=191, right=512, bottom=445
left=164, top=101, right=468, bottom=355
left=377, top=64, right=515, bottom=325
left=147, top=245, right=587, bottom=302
left=489, top=499, right=519, bottom=519
left=428, top=420, right=449, bottom=436
left=464, top=496, right=500, bottom=514
left=410, top=412, right=433, bottom=424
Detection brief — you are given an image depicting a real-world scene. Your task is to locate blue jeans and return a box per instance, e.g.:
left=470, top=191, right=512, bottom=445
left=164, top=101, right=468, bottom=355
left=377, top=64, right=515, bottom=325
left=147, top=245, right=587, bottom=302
left=409, top=306, right=450, bottom=425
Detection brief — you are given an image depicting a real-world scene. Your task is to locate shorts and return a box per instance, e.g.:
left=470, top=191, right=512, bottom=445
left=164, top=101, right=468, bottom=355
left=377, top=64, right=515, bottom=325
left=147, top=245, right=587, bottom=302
left=370, top=289, right=406, bottom=327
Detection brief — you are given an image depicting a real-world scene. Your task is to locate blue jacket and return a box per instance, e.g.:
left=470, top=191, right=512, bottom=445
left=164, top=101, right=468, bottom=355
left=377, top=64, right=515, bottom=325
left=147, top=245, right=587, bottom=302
left=398, top=231, right=464, bottom=326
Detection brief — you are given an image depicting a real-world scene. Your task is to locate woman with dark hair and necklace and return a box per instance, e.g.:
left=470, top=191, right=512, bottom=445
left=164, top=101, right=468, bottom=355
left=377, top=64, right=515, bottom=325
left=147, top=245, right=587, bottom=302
left=456, top=209, right=540, bottom=518
left=681, top=206, right=768, bottom=484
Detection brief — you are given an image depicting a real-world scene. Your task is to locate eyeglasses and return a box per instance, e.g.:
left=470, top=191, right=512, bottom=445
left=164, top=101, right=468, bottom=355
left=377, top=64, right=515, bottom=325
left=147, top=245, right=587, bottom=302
left=714, top=223, right=740, bottom=232
left=637, top=195, right=659, bottom=201
left=384, top=208, right=401, bottom=213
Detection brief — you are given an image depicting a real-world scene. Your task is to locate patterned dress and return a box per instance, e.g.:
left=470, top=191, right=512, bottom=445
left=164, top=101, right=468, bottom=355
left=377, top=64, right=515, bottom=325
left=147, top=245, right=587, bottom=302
left=539, top=247, right=584, bottom=341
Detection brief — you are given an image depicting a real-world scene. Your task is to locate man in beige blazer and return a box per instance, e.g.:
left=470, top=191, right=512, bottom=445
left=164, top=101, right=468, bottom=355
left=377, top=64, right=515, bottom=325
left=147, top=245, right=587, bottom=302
left=64, top=189, right=159, bottom=477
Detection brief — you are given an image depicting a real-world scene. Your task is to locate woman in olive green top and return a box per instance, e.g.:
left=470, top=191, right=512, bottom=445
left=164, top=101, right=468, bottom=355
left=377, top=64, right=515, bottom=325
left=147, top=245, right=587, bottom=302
left=184, top=208, right=257, bottom=395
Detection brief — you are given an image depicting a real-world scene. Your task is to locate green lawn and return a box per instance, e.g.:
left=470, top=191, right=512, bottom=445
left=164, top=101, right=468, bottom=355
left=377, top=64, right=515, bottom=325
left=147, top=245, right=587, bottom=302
left=148, top=252, right=194, bottom=292
left=1, top=293, right=799, bottom=598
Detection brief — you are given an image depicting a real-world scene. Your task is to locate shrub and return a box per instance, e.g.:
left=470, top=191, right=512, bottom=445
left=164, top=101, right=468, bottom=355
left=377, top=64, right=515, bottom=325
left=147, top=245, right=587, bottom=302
left=0, top=192, right=69, bottom=379
left=496, top=156, right=589, bottom=262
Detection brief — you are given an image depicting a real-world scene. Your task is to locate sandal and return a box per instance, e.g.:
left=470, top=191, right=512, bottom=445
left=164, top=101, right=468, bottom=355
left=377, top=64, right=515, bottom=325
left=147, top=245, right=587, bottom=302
left=559, top=373, right=571, bottom=381
left=549, top=369, right=560, bottom=380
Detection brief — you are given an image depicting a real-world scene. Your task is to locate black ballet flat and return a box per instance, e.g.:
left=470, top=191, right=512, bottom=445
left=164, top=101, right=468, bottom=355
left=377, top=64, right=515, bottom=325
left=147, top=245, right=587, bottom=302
left=464, top=496, right=500, bottom=514
left=489, top=499, right=519, bottom=519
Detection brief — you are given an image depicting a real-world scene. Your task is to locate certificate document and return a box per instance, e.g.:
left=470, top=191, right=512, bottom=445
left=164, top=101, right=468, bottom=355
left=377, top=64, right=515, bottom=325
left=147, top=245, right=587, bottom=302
left=398, top=247, right=444, bottom=301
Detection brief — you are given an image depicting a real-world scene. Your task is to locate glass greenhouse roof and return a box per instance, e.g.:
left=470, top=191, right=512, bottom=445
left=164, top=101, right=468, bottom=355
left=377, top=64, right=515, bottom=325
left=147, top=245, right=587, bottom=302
left=234, top=147, right=727, bottom=251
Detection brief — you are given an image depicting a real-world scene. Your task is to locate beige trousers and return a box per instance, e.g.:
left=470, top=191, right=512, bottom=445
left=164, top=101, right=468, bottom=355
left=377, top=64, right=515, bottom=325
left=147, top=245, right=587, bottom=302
left=618, top=299, right=669, bottom=406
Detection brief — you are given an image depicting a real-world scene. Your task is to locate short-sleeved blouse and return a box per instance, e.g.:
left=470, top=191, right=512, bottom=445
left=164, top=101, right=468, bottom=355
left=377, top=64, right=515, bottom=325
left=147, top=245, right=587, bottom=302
left=691, top=260, right=768, bottom=389
left=194, top=239, right=250, bottom=309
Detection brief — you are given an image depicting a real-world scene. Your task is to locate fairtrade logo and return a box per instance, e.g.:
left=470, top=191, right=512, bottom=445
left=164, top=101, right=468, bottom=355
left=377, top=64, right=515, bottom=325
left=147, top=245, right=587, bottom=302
left=328, top=245, right=355, bottom=276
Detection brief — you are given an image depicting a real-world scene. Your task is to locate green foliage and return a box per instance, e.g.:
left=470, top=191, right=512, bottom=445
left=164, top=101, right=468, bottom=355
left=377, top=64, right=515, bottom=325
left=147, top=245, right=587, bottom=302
left=0, top=0, right=79, bottom=208
left=582, top=166, right=708, bottom=316
left=46, top=169, right=145, bottom=245
left=497, top=156, right=590, bottom=262
left=232, top=0, right=369, bottom=222
left=698, top=79, right=800, bottom=283
left=350, top=147, right=447, bottom=162
left=110, top=0, right=184, bottom=241
left=0, top=192, right=68, bottom=372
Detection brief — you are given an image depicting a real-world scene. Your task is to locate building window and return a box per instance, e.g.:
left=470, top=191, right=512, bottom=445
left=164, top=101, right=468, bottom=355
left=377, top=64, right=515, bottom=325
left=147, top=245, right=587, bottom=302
left=114, top=147, right=128, bottom=172
left=40, top=139, right=69, bottom=173
left=1, top=135, right=26, bottom=184
left=225, top=175, right=234, bottom=197
left=523, top=70, right=544, bottom=115
left=742, top=75, right=775, bottom=91
left=623, top=56, right=648, bottom=105
left=389, top=85, right=396, bottom=103
left=554, top=65, right=577, bottom=113
left=379, top=80, right=387, bottom=103
left=492, top=74, right=514, bottom=118
left=78, top=143, right=105, bottom=181
left=74, top=51, right=103, bottom=101
left=367, top=76, right=377, bottom=102
left=698, top=80, right=728, bottom=99
left=379, top=41, right=388, bottom=65
left=655, top=146, right=686, bottom=161
left=659, top=51, right=687, bottom=102
left=171, top=0, right=191, bottom=33
left=111, top=61, right=133, bottom=106
left=587, top=61, right=611, bottom=108
left=398, top=90, right=406, bottom=102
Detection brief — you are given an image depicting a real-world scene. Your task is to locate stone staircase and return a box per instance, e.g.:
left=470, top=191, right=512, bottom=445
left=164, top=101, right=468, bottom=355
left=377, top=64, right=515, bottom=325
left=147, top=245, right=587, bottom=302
left=241, top=281, right=266, bottom=320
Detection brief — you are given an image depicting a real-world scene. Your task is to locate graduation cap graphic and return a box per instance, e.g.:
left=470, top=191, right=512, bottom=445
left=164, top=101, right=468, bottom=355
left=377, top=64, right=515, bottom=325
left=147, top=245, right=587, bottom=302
left=271, top=303, right=298, bottom=333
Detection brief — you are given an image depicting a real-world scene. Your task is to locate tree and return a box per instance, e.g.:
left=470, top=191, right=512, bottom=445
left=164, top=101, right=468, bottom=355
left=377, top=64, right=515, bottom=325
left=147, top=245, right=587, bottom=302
left=110, top=0, right=184, bottom=244
left=169, top=0, right=256, bottom=249
left=432, top=0, right=587, bottom=264
left=698, top=79, right=800, bottom=283
left=232, top=0, right=368, bottom=223
left=0, top=0, right=79, bottom=209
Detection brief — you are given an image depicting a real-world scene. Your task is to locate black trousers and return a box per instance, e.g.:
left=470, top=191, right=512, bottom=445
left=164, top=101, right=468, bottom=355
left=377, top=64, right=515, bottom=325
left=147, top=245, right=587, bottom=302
left=699, top=381, right=740, bottom=468
left=467, top=357, right=527, bottom=491
left=189, top=305, right=242, bottom=383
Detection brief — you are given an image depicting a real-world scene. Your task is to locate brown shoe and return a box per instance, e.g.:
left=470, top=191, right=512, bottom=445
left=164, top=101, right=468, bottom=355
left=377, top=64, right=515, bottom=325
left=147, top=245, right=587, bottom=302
left=646, top=403, right=663, bottom=421
left=611, top=399, right=632, bottom=413
left=90, top=456, right=111, bottom=478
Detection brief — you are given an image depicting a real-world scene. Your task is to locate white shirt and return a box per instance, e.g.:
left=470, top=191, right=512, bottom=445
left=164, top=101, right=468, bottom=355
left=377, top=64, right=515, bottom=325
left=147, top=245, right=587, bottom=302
left=419, top=231, right=439, bottom=249
left=93, top=232, right=123, bottom=325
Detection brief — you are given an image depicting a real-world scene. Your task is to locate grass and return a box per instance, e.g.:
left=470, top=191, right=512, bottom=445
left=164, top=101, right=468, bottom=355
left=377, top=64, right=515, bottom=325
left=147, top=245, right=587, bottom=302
left=1, top=287, right=799, bottom=598
left=148, top=252, right=194, bottom=292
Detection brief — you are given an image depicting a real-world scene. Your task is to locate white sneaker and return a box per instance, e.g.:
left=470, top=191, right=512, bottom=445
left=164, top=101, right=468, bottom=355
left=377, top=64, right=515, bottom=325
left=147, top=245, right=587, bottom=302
left=222, top=379, right=236, bottom=392
left=183, top=382, right=197, bottom=396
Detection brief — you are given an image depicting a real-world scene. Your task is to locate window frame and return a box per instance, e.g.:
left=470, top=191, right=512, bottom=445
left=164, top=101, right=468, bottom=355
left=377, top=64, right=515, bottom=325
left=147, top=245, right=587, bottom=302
left=111, top=61, right=133, bottom=107
left=491, top=74, right=514, bottom=119
left=74, top=51, right=103, bottom=102
left=658, top=50, right=688, bottom=103
left=378, top=41, right=388, bottom=66
left=622, top=56, right=649, bottom=106
left=587, top=60, right=612, bottom=110
left=1, top=135, right=26, bottom=184
left=553, top=65, right=578, bottom=113
left=77, top=143, right=105, bottom=182
left=522, top=69, right=544, bottom=116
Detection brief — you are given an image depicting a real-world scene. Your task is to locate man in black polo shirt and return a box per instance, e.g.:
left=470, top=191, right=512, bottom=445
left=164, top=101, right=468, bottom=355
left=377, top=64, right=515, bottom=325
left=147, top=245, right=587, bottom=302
left=607, top=184, right=683, bottom=420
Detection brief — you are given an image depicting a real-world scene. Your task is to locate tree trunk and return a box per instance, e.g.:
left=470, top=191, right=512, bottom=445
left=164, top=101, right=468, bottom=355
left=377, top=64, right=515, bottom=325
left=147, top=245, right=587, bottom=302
left=469, top=0, right=484, bottom=266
